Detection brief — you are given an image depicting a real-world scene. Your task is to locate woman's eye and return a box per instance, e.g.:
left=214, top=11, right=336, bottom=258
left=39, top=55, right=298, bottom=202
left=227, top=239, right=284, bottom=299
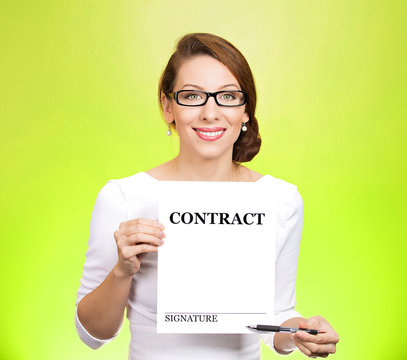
left=186, top=93, right=201, bottom=100
left=221, top=93, right=236, bottom=100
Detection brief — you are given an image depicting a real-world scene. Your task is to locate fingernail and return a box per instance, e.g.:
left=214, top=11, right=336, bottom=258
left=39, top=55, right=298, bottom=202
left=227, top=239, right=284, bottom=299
left=159, top=223, right=165, bottom=230
left=161, top=232, right=166, bottom=238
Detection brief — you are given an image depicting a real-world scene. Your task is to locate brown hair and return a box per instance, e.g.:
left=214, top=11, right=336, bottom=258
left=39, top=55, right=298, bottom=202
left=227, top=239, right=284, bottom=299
left=158, top=33, right=261, bottom=163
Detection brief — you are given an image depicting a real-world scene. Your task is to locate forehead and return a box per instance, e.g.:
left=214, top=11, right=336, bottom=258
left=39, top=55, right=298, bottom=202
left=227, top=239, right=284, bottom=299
left=174, top=55, right=239, bottom=90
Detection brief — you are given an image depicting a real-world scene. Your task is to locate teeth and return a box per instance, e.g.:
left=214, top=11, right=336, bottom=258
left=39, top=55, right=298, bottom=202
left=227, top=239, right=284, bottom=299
left=196, top=130, right=224, bottom=136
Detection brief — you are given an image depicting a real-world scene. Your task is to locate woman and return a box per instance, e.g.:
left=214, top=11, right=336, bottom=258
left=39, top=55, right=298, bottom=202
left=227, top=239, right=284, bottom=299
left=75, top=33, right=339, bottom=359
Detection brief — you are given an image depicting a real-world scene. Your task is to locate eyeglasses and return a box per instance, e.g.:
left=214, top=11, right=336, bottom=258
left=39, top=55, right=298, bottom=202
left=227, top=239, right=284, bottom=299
left=166, top=90, right=247, bottom=107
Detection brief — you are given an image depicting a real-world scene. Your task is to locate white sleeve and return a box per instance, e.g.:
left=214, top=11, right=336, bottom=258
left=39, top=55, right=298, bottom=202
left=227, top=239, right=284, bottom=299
left=75, top=181, right=128, bottom=349
left=261, top=189, right=303, bottom=353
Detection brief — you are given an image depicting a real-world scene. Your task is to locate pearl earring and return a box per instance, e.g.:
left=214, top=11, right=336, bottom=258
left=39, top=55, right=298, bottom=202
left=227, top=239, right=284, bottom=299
left=166, top=125, right=172, bottom=136
left=241, top=122, right=248, bottom=132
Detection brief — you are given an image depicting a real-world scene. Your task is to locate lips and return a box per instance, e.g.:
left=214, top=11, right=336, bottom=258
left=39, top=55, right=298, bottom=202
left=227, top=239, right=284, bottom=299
left=193, top=127, right=226, bottom=141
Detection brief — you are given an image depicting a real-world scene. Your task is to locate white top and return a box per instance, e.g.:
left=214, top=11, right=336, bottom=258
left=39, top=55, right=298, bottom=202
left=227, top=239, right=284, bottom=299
left=75, top=172, right=303, bottom=359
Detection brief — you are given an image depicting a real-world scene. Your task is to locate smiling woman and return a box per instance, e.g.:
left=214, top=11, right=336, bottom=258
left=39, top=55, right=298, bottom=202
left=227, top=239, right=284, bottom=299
left=160, top=54, right=252, bottom=165
left=75, top=33, right=339, bottom=360
left=159, top=33, right=261, bottom=165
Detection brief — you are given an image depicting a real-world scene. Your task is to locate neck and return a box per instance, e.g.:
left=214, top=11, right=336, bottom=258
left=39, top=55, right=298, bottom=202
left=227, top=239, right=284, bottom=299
left=171, top=150, right=241, bottom=182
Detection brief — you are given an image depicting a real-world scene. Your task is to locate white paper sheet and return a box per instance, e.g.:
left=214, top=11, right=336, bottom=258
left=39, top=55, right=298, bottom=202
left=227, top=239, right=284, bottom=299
left=157, top=181, right=275, bottom=333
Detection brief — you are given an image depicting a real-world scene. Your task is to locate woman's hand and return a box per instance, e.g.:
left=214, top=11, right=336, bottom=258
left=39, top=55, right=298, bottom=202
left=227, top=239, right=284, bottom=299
left=290, top=316, right=339, bottom=358
left=113, top=218, right=165, bottom=278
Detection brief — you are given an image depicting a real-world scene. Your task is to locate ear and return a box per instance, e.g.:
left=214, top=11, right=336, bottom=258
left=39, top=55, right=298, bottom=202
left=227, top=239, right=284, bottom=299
left=161, top=93, right=175, bottom=125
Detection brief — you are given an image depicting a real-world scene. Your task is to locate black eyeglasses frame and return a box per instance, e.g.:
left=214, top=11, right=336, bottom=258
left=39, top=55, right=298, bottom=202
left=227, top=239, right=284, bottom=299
left=166, top=90, right=248, bottom=107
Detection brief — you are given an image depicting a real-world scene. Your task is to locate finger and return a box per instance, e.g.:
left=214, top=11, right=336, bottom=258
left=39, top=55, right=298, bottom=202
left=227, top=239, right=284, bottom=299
left=304, top=316, right=334, bottom=333
left=121, top=218, right=165, bottom=230
left=127, top=233, right=165, bottom=246
left=134, top=243, right=160, bottom=255
left=118, top=256, right=141, bottom=275
left=121, top=244, right=159, bottom=260
left=292, top=334, right=337, bottom=355
left=126, top=223, right=165, bottom=239
left=128, top=255, right=141, bottom=265
left=299, top=318, right=326, bottom=331
left=292, top=336, right=331, bottom=358
left=298, top=319, right=310, bottom=329
left=296, top=330, right=339, bottom=345
left=302, top=341, right=335, bottom=356
left=133, top=251, right=157, bottom=262
left=291, top=336, right=313, bottom=357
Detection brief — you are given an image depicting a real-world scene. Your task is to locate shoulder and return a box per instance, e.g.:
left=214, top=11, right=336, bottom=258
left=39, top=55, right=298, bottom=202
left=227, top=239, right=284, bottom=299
left=261, top=174, right=298, bottom=194
left=95, top=172, right=159, bottom=220
left=240, top=166, right=300, bottom=206
left=108, top=171, right=155, bottom=186
left=101, top=172, right=157, bottom=202
left=145, top=161, right=172, bottom=180
left=240, top=166, right=263, bottom=182
left=260, top=174, right=303, bottom=213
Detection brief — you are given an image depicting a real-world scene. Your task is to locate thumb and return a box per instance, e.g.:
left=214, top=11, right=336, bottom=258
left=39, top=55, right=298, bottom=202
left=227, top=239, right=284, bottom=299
left=298, top=319, right=309, bottom=329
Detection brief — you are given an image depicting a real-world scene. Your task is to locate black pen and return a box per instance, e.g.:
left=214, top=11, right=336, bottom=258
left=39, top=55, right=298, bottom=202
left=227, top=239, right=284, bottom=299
left=247, top=325, right=322, bottom=335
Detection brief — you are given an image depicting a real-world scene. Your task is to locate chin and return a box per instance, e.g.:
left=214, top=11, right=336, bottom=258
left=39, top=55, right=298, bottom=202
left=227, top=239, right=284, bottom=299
left=180, top=139, right=234, bottom=161
left=195, top=147, right=231, bottom=161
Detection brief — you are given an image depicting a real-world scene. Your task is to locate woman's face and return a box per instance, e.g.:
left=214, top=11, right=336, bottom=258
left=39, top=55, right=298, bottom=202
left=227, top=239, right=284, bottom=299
left=162, top=55, right=249, bottom=161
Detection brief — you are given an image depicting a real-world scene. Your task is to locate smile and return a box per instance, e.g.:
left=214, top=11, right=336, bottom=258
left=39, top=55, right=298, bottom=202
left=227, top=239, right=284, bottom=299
left=193, top=127, right=226, bottom=141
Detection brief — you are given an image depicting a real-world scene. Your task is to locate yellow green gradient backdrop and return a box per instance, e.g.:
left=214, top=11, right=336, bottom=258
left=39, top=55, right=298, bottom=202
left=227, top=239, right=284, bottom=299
left=1, top=1, right=406, bottom=359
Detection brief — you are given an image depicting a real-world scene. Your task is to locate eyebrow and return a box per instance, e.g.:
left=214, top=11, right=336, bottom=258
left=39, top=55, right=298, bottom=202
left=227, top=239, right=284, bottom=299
left=181, top=83, right=240, bottom=90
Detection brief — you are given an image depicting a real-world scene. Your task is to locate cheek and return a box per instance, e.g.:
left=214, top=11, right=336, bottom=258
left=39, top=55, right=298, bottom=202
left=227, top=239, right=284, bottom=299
left=174, top=108, right=201, bottom=124
left=225, top=109, right=246, bottom=123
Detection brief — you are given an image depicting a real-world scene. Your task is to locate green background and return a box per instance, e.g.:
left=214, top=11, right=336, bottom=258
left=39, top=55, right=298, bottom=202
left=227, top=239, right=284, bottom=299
left=1, top=1, right=406, bottom=359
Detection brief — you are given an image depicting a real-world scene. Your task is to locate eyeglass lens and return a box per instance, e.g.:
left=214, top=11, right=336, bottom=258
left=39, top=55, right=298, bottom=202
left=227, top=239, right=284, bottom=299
left=177, top=91, right=245, bottom=106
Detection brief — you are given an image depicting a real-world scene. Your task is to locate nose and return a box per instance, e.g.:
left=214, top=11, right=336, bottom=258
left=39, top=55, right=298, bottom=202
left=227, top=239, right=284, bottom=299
left=200, top=96, right=220, bottom=122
